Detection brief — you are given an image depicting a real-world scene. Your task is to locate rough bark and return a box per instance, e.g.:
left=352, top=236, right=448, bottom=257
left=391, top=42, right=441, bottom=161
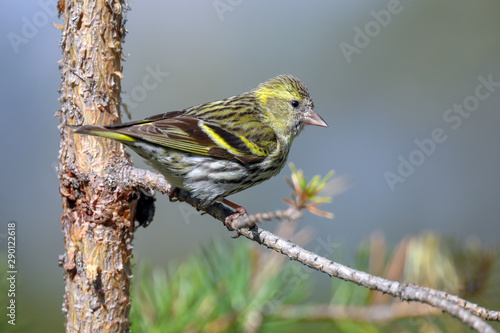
left=56, top=0, right=138, bottom=331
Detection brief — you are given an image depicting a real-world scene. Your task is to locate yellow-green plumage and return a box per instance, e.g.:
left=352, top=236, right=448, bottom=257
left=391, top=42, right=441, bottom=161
left=74, top=75, right=327, bottom=208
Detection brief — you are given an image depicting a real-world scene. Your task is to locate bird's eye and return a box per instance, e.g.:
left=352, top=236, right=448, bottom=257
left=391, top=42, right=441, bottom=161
left=290, top=100, right=300, bottom=108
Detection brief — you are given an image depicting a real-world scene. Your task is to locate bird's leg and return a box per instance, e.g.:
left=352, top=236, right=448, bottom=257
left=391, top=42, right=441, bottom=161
left=222, top=198, right=248, bottom=216
left=221, top=198, right=248, bottom=230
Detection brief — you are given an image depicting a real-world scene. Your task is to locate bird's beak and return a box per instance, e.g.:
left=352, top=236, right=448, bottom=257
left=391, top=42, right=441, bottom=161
left=304, top=110, right=328, bottom=127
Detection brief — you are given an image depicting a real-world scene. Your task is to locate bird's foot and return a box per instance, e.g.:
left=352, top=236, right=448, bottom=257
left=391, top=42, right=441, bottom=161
left=168, top=186, right=179, bottom=202
left=222, top=199, right=248, bottom=233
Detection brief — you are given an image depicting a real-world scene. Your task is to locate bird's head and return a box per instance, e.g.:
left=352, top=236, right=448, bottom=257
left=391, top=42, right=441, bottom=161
left=254, top=75, right=327, bottom=142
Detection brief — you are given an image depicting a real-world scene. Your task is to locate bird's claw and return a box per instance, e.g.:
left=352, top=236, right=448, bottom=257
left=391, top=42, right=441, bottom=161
left=224, top=206, right=248, bottom=233
left=168, top=187, right=179, bottom=202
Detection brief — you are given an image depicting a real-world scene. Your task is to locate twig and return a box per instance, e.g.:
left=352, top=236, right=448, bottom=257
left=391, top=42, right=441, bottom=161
left=116, top=165, right=499, bottom=333
left=277, top=302, right=441, bottom=322
left=230, top=207, right=303, bottom=229
left=426, top=290, right=500, bottom=321
left=235, top=227, right=496, bottom=332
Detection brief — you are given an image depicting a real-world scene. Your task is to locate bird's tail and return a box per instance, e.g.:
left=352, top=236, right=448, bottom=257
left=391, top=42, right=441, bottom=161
left=70, top=125, right=136, bottom=142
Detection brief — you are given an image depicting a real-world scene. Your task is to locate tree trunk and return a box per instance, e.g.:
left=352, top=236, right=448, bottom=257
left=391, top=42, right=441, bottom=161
left=56, top=0, right=138, bottom=331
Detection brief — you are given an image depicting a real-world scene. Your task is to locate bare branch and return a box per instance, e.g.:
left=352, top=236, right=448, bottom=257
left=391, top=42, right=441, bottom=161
left=426, top=290, right=500, bottom=321
left=278, top=302, right=441, bottom=323
left=116, top=162, right=172, bottom=195
left=230, top=207, right=303, bottom=229
left=235, top=227, right=496, bottom=333
left=116, top=165, right=499, bottom=333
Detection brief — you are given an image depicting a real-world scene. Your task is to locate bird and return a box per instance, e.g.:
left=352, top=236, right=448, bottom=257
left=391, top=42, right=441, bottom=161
left=72, top=74, right=328, bottom=226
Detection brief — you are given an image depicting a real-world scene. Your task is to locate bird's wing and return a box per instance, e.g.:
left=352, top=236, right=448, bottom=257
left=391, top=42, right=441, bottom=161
left=109, top=111, right=276, bottom=164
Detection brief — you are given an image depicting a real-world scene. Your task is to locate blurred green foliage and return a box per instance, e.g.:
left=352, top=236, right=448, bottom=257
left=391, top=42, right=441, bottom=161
left=130, top=232, right=500, bottom=332
left=130, top=240, right=309, bottom=332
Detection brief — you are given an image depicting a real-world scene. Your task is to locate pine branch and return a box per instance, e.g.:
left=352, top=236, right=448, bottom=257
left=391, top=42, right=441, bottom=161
left=116, top=164, right=499, bottom=333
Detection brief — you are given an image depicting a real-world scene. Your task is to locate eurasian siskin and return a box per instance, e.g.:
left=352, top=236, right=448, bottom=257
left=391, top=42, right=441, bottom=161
left=73, top=75, right=327, bottom=221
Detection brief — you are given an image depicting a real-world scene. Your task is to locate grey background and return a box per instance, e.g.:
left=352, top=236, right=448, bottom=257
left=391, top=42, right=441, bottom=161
left=1, top=0, right=499, bottom=331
